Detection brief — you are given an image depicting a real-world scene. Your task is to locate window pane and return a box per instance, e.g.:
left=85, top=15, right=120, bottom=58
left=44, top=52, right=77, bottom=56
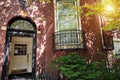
left=113, top=38, right=120, bottom=56
left=14, top=44, right=27, bottom=56
left=56, top=0, right=78, bottom=31
left=54, top=0, right=85, bottom=50
left=11, top=20, right=34, bottom=30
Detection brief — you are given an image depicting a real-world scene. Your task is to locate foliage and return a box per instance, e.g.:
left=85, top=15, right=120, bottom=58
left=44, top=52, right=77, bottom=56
left=27, top=0, right=50, bottom=4
left=96, top=58, right=120, bottom=80
left=26, top=0, right=120, bottom=30
left=51, top=52, right=99, bottom=80
left=83, top=0, right=120, bottom=30
left=51, top=52, right=120, bottom=80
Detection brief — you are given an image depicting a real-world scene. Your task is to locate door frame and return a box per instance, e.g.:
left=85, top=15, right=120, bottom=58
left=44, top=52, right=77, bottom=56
left=1, top=16, right=37, bottom=80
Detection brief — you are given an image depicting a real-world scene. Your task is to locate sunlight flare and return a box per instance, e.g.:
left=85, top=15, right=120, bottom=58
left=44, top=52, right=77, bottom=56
left=106, top=5, right=114, bottom=12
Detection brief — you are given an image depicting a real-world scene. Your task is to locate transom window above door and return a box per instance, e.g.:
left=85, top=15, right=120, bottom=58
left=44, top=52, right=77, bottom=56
left=10, top=20, right=34, bottom=30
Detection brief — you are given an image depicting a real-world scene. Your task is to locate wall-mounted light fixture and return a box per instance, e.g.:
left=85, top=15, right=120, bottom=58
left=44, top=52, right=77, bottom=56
left=19, top=0, right=27, bottom=18
left=20, top=10, right=27, bottom=18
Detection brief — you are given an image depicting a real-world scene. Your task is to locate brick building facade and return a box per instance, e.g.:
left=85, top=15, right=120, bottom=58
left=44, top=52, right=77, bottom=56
left=0, top=0, right=116, bottom=79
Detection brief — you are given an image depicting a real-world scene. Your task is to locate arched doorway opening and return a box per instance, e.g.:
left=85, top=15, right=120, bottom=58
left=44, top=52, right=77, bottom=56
left=1, top=16, right=37, bottom=80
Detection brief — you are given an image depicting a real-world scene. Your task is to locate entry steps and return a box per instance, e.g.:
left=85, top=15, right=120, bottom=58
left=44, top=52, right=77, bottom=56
left=9, top=76, right=33, bottom=80
left=10, top=79, right=32, bottom=80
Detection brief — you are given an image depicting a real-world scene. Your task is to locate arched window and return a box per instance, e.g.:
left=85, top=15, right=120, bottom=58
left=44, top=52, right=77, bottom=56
left=7, top=16, right=36, bottom=31
left=10, top=20, right=34, bottom=30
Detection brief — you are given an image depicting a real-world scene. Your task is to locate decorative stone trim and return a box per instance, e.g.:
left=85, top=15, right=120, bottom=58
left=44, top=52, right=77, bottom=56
left=1, top=26, right=6, bottom=30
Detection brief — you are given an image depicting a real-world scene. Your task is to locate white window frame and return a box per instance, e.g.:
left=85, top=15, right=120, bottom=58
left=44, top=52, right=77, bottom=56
left=53, top=0, right=84, bottom=50
left=113, top=38, right=120, bottom=56
left=54, top=0, right=82, bottom=31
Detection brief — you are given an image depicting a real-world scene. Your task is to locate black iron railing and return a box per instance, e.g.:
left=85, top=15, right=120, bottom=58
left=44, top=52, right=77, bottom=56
left=53, top=30, right=85, bottom=50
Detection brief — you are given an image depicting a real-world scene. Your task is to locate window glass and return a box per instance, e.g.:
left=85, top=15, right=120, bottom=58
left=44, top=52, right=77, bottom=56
left=54, top=0, right=84, bottom=50
left=14, top=44, right=27, bottom=55
left=56, top=0, right=79, bottom=31
left=113, top=38, right=120, bottom=56
left=11, top=20, right=34, bottom=30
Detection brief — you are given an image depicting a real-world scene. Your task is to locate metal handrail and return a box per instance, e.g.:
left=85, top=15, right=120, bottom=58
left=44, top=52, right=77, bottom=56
left=53, top=30, right=85, bottom=50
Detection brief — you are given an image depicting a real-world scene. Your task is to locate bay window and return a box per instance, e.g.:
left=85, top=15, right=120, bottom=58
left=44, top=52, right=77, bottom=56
left=53, top=0, right=85, bottom=50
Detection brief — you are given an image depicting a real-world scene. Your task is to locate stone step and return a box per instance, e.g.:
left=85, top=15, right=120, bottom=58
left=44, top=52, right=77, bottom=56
left=10, top=79, right=25, bottom=80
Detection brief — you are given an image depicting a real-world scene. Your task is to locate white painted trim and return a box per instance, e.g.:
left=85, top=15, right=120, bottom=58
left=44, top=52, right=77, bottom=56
left=54, top=0, right=81, bottom=32
left=37, top=30, right=41, bottom=34
left=113, top=38, right=120, bottom=56
left=53, top=0, right=57, bottom=31
left=1, top=26, right=6, bottom=30
left=113, top=38, right=120, bottom=41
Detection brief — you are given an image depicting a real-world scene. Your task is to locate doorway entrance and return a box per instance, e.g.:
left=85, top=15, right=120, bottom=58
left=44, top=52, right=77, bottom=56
left=1, top=16, right=37, bottom=80
left=9, top=36, right=33, bottom=74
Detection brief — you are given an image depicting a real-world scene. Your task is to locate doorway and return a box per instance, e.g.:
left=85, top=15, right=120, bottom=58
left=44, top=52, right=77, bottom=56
left=9, top=36, right=33, bottom=74
left=1, top=16, right=37, bottom=80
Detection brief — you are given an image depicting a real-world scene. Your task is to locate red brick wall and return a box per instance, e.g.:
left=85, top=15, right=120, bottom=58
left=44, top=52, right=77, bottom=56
left=0, top=0, right=104, bottom=78
left=0, top=30, right=5, bottom=78
left=43, top=0, right=104, bottom=76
